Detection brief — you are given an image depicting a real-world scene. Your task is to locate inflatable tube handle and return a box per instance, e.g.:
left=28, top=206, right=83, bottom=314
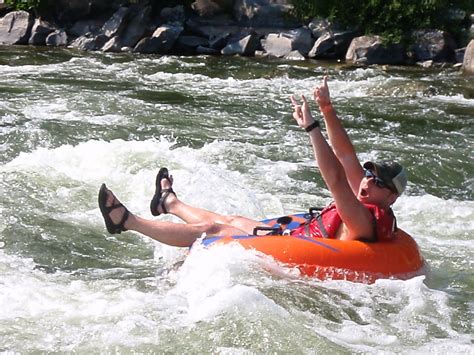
left=253, top=226, right=282, bottom=236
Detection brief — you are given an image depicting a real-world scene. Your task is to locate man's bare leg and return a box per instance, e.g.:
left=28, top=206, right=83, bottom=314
left=156, top=174, right=271, bottom=234
left=101, top=186, right=247, bottom=247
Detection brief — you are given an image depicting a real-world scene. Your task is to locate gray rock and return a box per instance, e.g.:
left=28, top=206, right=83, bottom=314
left=69, top=33, right=109, bottom=51
left=286, top=27, right=313, bottom=55
left=45, top=29, right=68, bottom=47
left=345, top=35, right=406, bottom=65
left=119, top=6, right=151, bottom=48
left=101, top=6, right=129, bottom=38
left=462, top=39, right=474, bottom=75
left=28, top=19, right=56, bottom=45
left=455, top=47, right=465, bottom=64
left=133, top=25, right=183, bottom=54
left=209, top=32, right=231, bottom=49
left=262, top=27, right=313, bottom=58
left=0, top=11, right=34, bottom=45
left=417, top=60, right=434, bottom=68
left=262, top=33, right=292, bottom=58
left=102, top=36, right=121, bottom=52
left=284, top=50, right=305, bottom=60
left=411, top=30, right=457, bottom=62
left=222, top=32, right=260, bottom=56
left=174, top=35, right=209, bottom=54
left=133, top=37, right=160, bottom=54
left=196, top=45, right=219, bottom=55
left=308, top=18, right=332, bottom=38
left=308, top=30, right=355, bottom=59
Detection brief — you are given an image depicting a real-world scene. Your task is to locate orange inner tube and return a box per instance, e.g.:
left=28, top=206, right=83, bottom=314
left=206, top=229, right=425, bottom=282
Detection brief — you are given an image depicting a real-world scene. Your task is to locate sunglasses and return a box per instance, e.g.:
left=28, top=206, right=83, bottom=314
left=364, top=169, right=389, bottom=189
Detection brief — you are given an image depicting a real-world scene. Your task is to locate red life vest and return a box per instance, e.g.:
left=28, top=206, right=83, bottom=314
left=290, top=203, right=396, bottom=242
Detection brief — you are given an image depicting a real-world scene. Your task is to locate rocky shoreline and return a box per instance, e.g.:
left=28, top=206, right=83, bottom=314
left=1, top=0, right=473, bottom=75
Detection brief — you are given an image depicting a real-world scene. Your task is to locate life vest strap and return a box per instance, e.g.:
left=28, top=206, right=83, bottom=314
left=306, top=207, right=330, bottom=238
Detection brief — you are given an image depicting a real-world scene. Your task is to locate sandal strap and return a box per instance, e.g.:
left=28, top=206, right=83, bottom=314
left=160, top=190, right=174, bottom=214
left=117, top=208, right=129, bottom=233
left=106, top=202, right=124, bottom=213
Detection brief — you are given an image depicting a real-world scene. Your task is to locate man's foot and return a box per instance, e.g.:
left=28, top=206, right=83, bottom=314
left=98, top=184, right=130, bottom=234
left=150, top=167, right=177, bottom=216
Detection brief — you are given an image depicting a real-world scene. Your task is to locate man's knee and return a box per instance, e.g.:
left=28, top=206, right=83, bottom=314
left=226, top=215, right=247, bottom=226
left=199, top=222, right=222, bottom=235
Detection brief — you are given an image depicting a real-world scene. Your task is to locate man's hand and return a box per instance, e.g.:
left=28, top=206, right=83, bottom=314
left=291, top=94, right=315, bottom=130
left=314, top=76, right=332, bottom=110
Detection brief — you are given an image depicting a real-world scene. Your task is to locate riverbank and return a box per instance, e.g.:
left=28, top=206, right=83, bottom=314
left=0, top=1, right=473, bottom=74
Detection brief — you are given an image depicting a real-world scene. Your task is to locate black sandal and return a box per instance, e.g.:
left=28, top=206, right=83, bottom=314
left=150, top=167, right=176, bottom=216
left=98, top=183, right=129, bottom=234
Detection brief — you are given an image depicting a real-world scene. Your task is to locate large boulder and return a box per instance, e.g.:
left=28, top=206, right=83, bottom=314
left=0, top=11, right=34, bottom=45
left=102, top=36, right=121, bottom=52
left=28, top=19, right=56, bottom=45
left=69, top=33, right=109, bottom=51
left=119, top=5, right=151, bottom=48
left=45, top=29, right=68, bottom=46
left=101, top=6, right=130, bottom=38
left=463, top=40, right=474, bottom=75
left=209, top=32, right=231, bottom=50
left=261, top=33, right=292, bottom=57
left=345, top=35, right=406, bottom=65
left=287, top=27, right=313, bottom=55
left=221, top=31, right=260, bottom=56
left=261, top=28, right=313, bottom=58
left=410, top=30, right=457, bottom=63
left=133, top=24, right=184, bottom=54
left=308, top=30, right=356, bottom=59
left=174, top=35, right=209, bottom=54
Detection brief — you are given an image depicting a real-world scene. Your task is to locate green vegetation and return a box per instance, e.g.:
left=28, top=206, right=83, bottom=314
left=4, top=0, right=41, bottom=11
left=4, top=0, right=53, bottom=12
left=290, top=0, right=473, bottom=44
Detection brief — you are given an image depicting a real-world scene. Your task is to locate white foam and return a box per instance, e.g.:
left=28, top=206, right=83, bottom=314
left=309, top=276, right=471, bottom=353
left=21, top=99, right=127, bottom=125
left=168, top=242, right=289, bottom=323
left=395, top=194, right=474, bottom=241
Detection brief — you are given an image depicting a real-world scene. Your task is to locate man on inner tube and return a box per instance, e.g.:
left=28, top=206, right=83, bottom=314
left=98, top=77, right=407, bottom=247
left=290, top=76, right=407, bottom=242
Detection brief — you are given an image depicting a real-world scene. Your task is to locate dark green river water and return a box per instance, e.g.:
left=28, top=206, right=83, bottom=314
left=0, top=46, right=472, bottom=353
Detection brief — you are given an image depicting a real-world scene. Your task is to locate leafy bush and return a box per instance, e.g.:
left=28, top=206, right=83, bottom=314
left=4, top=0, right=41, bottom=11
left=290, top=0, right=473, bottom=44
